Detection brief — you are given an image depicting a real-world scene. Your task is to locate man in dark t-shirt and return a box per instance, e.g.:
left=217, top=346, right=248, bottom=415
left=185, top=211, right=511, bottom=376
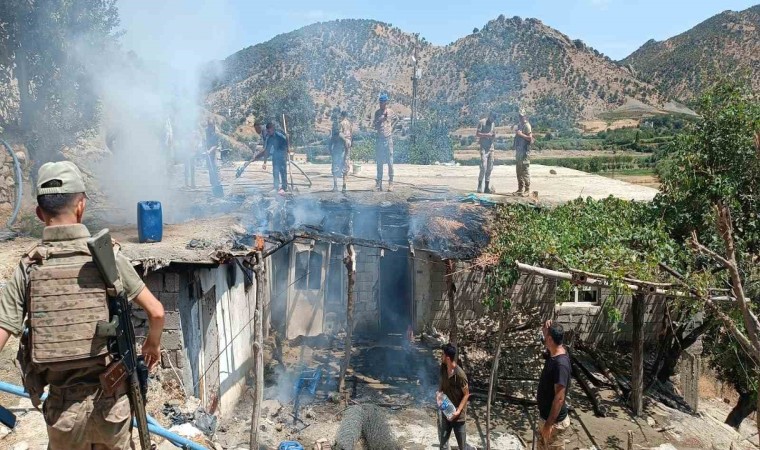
left=536, top=320, right=572, bottom=450
left=262, top=122, right=290, bottom=193
left=437, top=343, right=469, bottom=450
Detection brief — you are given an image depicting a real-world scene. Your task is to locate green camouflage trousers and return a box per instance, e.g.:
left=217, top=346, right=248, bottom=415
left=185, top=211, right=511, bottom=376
left=44, top=385, right=134, bottom=450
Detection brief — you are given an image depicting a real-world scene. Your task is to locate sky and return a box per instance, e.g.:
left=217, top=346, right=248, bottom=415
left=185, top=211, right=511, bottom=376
left=118, top=0, right=758, bottom=62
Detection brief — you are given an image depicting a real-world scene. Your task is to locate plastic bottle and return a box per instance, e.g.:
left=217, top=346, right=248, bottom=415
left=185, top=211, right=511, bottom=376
left=439, top=393, right=457, bottom=421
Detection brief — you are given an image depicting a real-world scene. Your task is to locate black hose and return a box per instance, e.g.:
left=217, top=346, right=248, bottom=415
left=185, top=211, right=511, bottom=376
left=0, top=138, right=23, bottom=228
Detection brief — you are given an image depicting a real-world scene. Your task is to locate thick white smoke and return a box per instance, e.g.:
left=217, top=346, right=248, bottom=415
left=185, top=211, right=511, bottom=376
left=72, top=0, right=240, bottom=223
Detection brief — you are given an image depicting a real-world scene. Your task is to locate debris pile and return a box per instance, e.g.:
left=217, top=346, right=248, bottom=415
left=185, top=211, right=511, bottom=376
left=334, top=404, right=401, bottom=450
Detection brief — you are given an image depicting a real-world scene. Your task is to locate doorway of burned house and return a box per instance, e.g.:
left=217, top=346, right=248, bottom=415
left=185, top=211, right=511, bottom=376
left=378, top=209, right=412, bottom=335
left=269, top=243, right=291, bottom=337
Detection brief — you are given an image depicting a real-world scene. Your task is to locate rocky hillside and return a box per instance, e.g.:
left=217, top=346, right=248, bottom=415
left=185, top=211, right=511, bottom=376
left=206, top=16, right=665, bottom=129
left=622, top=5, right=760, bottom=102
left=206, top=19, right=424, bottom=130
left=425, top=15, right=664, bottom=125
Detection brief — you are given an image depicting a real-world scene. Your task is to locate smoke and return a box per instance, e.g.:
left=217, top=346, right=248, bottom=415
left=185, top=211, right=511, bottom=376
left=70, top=1, right=240, bottom=223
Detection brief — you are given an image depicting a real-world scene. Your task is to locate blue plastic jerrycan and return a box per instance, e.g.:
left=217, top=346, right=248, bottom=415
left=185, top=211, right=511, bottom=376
left=278, top=442, right=304, bottom=450
left=137, top=201, right=163, bottom=243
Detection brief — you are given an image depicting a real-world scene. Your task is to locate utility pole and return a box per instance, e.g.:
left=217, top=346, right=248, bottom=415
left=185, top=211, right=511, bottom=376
left=410, top=34, right=420, bottom=145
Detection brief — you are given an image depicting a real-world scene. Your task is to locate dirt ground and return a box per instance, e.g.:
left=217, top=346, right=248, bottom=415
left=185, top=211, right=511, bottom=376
left=601, top=173, right=661, bottom=190
left=0, top=161, right=746, bottom=449
left=452, top=148, right=644, bottom=162
left=227, top=161, right=658, bottom=205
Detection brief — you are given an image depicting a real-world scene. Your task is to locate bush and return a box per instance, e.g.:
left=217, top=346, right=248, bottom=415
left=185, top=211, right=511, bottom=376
left=351, top=139, right=374, bottom=163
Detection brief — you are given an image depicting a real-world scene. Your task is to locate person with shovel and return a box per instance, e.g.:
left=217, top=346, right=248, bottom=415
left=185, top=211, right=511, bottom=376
left=262, top=122, right=290, bottom=193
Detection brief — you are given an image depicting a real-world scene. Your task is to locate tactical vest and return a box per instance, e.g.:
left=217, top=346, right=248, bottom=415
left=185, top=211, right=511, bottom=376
left=17, top=242, right=113, bottom=405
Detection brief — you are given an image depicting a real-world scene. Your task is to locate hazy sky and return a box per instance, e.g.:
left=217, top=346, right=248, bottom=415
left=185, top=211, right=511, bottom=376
left=118, top=0, right=758, bottom=62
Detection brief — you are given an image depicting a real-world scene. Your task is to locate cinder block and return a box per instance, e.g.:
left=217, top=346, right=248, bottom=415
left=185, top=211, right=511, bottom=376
left=161, top=330, right=183, bottom=351
left=159, top=292, right=179, bottom=310
left=163, top=272, right=180, bottom=293
left=161, top=352, right=172, bottom=369
left=164, top=311, right=181, bottom=330
left=145, top=273, right=163, bottom=294
left=173, top=350, right=184, bottom=369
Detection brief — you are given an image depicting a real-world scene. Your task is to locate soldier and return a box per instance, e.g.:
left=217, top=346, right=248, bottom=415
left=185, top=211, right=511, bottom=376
left=373, top=93, right=397, bottom=192
left=514, top=109, right=535, bottom=196
left=475, top=112, right=497, bottom=193
left=330, top=110, right=352, bottom=193
left=0, top=161, right=165, bottom=449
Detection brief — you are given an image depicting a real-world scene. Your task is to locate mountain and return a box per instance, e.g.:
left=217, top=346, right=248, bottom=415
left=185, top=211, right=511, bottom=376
left=205, top=17, right=667, bottom=131
left=622, top=5, right=760, bottom=102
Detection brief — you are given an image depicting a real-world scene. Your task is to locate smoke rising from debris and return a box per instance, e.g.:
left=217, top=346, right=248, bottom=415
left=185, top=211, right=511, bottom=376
left=71, top=1, right=240, bottom=222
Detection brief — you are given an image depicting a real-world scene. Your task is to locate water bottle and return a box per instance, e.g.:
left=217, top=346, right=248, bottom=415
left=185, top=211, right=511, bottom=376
left=439, top=393, right=457, bottom=421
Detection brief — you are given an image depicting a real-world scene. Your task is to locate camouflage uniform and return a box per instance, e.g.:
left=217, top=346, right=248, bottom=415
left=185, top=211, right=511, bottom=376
left=0, top=224, right=146, bottom=450
left=514, top=119, right=533, bottom=193
left=373, top=107, right=396, bottom=188
left=476, top=118, right=496, bottom=192
left=331, top=117, right=352, bottom=178
left=537, top=416, right=571, bottom=450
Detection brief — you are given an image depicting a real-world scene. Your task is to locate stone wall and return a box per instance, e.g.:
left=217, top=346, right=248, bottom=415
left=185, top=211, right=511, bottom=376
left=132, top=270, right=184, bottom=374
left=0, top=145, right=25, bottom=218
left=510, top=274, right=666, bottom=346
left=414, top=253, right=487, bottom=332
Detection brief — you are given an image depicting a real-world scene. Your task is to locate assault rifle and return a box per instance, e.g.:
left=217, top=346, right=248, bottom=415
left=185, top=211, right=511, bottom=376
left=88, top=229, right=151, bottom=450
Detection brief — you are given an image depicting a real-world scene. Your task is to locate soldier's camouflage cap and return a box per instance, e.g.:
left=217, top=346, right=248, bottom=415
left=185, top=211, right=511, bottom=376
left=36, top=161, right=88, bottom=196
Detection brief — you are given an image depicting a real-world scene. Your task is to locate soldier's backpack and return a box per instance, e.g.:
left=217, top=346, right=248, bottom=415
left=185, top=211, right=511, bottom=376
left=17, top=242, right=112, bottom=406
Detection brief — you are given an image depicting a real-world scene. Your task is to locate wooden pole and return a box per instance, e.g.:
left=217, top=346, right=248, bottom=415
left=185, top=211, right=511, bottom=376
left=250, top=251, right=265, bottom=450
left=486, top=304, right=508, bottom=450
left=445, top=259, right=458, bottom=345
left=631, top=293, right=645, bottom=416
left=338, top=244, right=356, bottom=393
left=516, top=261, right=672, bottom=296
left=627, top=430, right=634, bottom=450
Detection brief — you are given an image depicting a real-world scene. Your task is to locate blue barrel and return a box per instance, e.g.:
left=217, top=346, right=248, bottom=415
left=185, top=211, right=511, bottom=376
left=278, top=442, right=304, bottom=450
left=137, top=201, right=163, bottom=243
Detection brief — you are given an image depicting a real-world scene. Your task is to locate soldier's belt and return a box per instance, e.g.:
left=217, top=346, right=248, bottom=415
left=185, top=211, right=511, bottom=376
left=48, top=380, right=128, bottom=402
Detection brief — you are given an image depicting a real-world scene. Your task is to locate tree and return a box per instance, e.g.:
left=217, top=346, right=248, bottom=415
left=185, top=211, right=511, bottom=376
left=0, top=0, right=120, bottom=161
left=480, top=197, right=688, bottom=445
left=656, top=81, right=760, bottom=421
left=244, top=79, right=315, bottom=147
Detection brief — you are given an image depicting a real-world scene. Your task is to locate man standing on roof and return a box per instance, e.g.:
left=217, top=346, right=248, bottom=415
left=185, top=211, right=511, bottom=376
left=373, top=93, right=397, bottom=192
left=476, top=112, right=497, bottom=194
left=262, top=122, right=290, bottom=193
left=205, top=118, right=224, bottom=197
left=0, top=161, right=165, bottom=449
left=330, top=110, right=352, bottom=193
left=514, top=109, right=535, bottom=196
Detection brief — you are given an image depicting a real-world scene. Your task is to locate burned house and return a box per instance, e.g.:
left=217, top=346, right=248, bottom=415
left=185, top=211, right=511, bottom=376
left=116, top=191, right=694, bottom=420
left=114, top=217, right=268, bottom=418
left=249, top=195, right=493, bottom=339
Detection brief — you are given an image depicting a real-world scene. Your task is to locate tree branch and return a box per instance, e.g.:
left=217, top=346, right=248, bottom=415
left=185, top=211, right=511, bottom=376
left=690, top=205, right=760, bottom=355
left=659, top=263, right=758, bottom=365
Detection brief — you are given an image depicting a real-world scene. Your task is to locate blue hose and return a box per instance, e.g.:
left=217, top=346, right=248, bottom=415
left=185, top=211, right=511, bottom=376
left=0, top=381, right=207, bottom=450
left=0, top=138, right=22, bottom=228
